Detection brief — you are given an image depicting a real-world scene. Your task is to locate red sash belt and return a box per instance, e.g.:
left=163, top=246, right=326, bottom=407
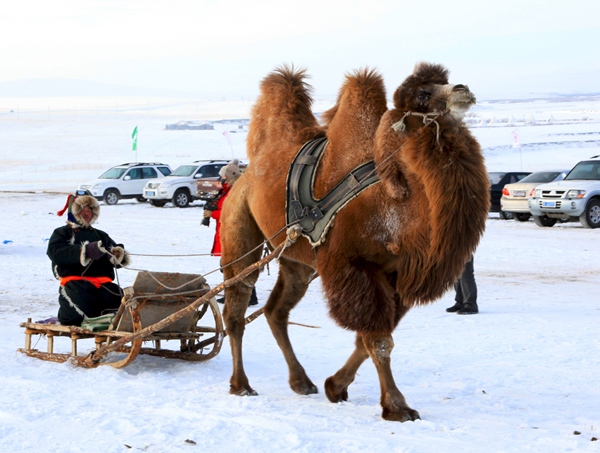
left=60, top=276, right=113, bottom=288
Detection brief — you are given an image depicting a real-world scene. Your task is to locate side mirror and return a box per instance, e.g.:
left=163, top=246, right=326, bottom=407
left=124, top=176, right=131, bottom=181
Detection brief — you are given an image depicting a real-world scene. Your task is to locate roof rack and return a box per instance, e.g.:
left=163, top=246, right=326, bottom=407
left=116, top=162, right=167, bottom=167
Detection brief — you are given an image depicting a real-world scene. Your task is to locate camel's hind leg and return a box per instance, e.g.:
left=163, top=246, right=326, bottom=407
left=363, top=332, right=421, bottom=422
left=264, top=256, right=318, bottom=395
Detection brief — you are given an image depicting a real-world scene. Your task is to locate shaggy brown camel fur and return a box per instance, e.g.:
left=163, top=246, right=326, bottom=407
left=219, top=62, right=490, bottom=422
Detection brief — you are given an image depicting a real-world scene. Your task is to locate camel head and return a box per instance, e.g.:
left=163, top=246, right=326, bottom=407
left=392, top=62, right=476, bottom=120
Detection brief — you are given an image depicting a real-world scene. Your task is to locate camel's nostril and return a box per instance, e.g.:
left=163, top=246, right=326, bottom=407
left=453, top=84, right=469, bottom=92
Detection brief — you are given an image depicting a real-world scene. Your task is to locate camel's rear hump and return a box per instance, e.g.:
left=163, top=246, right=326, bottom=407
left=246, top=65, right=325, bottom=160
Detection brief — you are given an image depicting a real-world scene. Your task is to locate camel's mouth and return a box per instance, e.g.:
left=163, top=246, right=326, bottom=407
left=443, top=84, right=476, bottom=118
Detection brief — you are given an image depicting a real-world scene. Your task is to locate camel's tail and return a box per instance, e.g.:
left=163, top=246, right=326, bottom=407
left=247, top=65, right=325, bottom=160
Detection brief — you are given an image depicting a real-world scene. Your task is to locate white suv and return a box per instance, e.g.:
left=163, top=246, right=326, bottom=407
left=528, top=156, right=600, bottom=228
left=143, top=161, right=231, bottom=208
left=77, top=162, right=172, bottom=205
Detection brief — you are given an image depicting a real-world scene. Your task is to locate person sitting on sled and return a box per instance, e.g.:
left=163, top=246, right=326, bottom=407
left=47, top=195, right=130, bottom=326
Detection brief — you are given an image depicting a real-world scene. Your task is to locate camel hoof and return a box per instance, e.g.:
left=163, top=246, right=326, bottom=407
left=290, top=379, right=318, bottom=395
left=382, top=407, right=421, bottom=422
left=324, top=377, right=349, bottom=403
left=230, top=386, right=258, bottom=397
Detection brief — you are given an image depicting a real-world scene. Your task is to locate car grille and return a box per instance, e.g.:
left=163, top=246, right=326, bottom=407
left=147, top=183, right=161, bottom=189
left=538, top=200, right=562, bottom=209
left=540, top=189, right=566, bottom=198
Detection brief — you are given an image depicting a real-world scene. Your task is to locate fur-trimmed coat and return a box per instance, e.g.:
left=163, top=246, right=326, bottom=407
left=47, top=225, right=128, bottom=280
left=47, top=224, right=130, bottom=326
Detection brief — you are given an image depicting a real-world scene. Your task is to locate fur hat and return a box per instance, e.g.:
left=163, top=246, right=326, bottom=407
left=219, top=159, right=241, bottom=183
left=57, top=194, right=100, bottom=227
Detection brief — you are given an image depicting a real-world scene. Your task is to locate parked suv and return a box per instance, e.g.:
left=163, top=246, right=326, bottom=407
left=144, top=160, right=246, bottom=208
left=488, top=171, right=531, bottom=219
left=528, top=156, right=600, bottom=228
left=77, top=162, right=172, bottom=205
left=196, top=160, right=248, bottom=202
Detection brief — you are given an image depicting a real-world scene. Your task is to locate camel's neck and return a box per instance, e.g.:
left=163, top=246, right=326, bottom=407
left=375, top=110, right=490, bottom=303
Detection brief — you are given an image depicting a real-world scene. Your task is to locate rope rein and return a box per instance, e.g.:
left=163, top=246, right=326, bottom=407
left=98, top=111, right=445, bottom=296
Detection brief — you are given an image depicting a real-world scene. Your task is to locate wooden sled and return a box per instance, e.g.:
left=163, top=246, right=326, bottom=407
left=18, top=271, right=224, bottom=368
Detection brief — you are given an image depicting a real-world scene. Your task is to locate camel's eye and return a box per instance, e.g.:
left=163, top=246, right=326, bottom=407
left=417, top=90, right=430, bottom=102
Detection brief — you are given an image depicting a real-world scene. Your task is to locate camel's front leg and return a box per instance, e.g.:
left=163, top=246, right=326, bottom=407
left=363, top=333, right=420, bottom=422
left=324, top=333, right=369, bottom=402
left=223, top=282, right=257, bottom=396
left=264, top=257, right=318, bottom=395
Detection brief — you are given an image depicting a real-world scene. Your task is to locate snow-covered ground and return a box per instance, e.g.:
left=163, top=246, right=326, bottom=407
left=1, top=94, right=599, bottom=452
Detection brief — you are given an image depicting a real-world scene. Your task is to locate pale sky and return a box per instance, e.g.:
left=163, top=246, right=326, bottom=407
left=2, top=0, right=599, bottom=99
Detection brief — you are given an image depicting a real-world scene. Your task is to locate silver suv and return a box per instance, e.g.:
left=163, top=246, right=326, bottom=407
left=77, top=162, right=172, bottom=205
left=528, top=156, right=600, bottom=228
left=143, top=160, right=233, bottom=208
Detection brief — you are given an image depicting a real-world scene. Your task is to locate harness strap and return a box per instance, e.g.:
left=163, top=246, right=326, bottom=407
left=60, top=276, right=113, bottom=288
left=286, top=137, right=382, bottom=247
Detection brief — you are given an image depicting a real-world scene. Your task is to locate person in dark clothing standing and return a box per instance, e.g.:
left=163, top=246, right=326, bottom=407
left=202, top=159, right=258, bottom=306
left=47, top=195, right=130, bottom=326
left=446, top=255, right=478, bottom=315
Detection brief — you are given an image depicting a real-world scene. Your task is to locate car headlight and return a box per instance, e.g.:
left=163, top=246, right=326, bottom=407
left=533, top=189, right=541, bottom=198
left=160, top=181, right=172, bottom=187
left=566, top=189, right=586, bottom=199
left=92, top=183, right=104, bottom=189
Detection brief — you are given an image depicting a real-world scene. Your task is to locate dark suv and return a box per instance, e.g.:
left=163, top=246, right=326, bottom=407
left=196, top=160, right=248, bottom=202
left=488, top=171, right=531, bottom=219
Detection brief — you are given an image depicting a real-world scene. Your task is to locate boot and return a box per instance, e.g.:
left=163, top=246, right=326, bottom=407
left=457, top=303, right=478, bottom=315
left=446, top=302, right=464, bottom=313
left=248, top=287, right=258, bottom=306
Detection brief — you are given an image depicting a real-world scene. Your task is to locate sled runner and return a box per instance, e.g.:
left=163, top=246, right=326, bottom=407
left=18, top=271, right=225, bottom=368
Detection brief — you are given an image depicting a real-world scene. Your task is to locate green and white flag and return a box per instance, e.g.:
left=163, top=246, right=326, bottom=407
left=132, top=126, right=138, bottom=151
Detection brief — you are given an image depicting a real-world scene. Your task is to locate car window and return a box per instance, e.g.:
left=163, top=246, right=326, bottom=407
left=520, top=172, right=562, bottom=183
left=142, top=167, right=158, bottom=179
left=488, top=172, right=506, bottom=185
left=126, top=168, right=142, bottom=180
left=99, top=168, right=126, bottom=179
left=198, top=165, right=223, bottom=178
left=515, top=174, right=529, bottom=181
left=565, top=161, right=600, bottom=180
left=171, top=165, right=198, bottom=177
left=158, top=166, right=171, bottom=176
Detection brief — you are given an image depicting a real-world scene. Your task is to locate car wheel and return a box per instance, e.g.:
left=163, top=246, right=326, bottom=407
left=136, top=197, right=147, bottom=203
left=579, top=199, right=600, bottom=229
left=172, top=190, right=190, bottom=208
left=104, top=189, right=120, bottom=205
left=533, top=215, right=557, bottom=227
left=514, top=213, right=531, bottom=222
left=498, top=210, right=513, bottom=220
left=149, top=200, right=167, bottom=207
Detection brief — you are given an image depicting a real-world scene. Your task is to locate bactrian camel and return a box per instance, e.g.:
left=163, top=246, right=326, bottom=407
left=218, top=62, right=490, bottom=421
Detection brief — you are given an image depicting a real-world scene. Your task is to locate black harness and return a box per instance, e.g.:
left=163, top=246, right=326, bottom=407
left=286, top=137, right=382, bottom=247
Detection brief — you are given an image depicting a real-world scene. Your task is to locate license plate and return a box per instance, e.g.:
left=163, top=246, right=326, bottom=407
left=514, top=190, right=526, bottom=197
left=76, top=190, right=86, bottom=195
left=542, top=200, right=556, bottom=208
left=146, top=191, right=155, bottom=196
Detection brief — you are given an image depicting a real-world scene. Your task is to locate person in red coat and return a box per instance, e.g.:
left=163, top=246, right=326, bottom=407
left=203, top=159, right=258, bottom=305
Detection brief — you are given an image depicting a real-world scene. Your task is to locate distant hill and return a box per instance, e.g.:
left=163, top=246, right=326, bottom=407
left=0, top=78, right=244, bottom=99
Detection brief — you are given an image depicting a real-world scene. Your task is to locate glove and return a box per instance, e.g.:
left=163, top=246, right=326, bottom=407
left=85, top=241, right=107, bottom=261
left=109, top=246, right=126, bottom=266
left=203, top=210, right=212, bottom=218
